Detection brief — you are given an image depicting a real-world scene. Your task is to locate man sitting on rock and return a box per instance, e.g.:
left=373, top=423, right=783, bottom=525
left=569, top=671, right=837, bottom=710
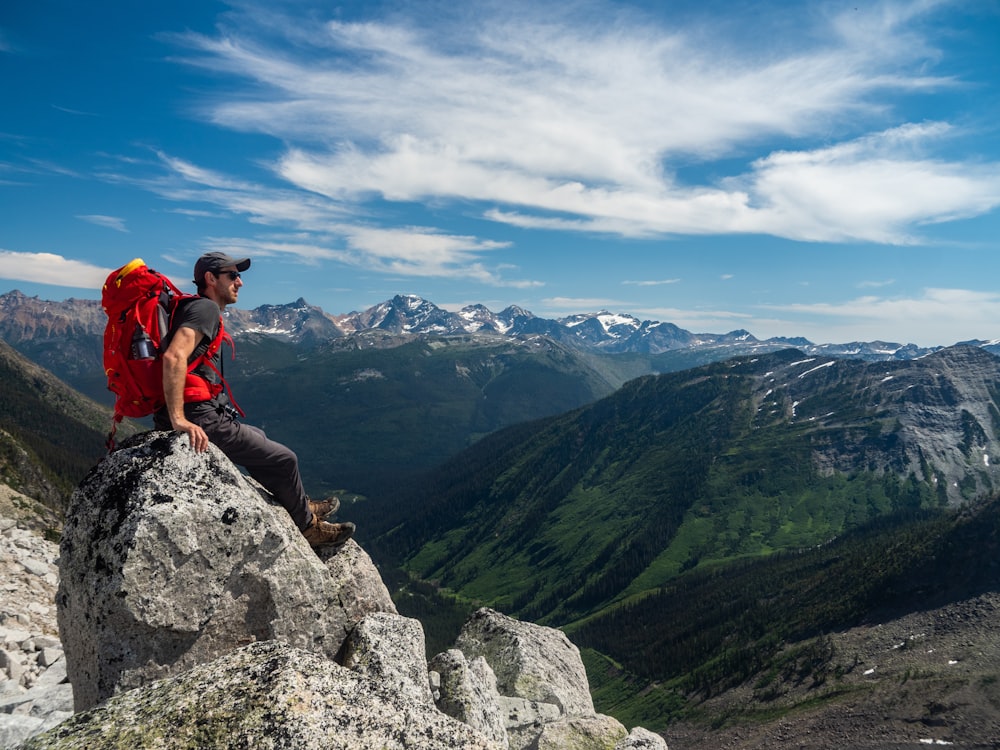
left=154, top=251, right=355, bottom=549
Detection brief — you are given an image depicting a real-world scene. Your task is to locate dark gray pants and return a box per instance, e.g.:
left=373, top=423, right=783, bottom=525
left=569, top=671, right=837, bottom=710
left=155, top=403, right=312, bottom=530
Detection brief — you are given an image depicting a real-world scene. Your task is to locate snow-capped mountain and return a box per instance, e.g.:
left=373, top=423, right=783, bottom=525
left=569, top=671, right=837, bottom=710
left=2, top=289, right=996, bottom=369
left=226, top=298, right=343, bottom=345
left=332, top=294, right=454, bottom=335
left=320, top=295, right=956, bottom=360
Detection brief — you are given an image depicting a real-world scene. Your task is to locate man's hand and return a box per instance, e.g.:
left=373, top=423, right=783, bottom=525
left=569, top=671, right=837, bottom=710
left=172, top=416, right=210, bottom=452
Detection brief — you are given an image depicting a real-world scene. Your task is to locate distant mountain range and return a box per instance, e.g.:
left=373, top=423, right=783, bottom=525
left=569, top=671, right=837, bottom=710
left=3, top=288, right=996, bottom=363
left=235, top=293, right=1000, bottom=361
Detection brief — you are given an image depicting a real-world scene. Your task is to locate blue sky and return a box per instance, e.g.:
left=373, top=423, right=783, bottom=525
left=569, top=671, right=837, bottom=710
left=2, top=0, right=999, bottom=347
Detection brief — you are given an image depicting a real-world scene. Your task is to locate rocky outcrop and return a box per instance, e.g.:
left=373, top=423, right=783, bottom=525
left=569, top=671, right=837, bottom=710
left=754, top=345, right=1000, bottom=503
left=432, top=608, right=640, bottom=750
left=341, top=611, right=434, bottom=706
left=429, top=649, right=507, bottom=747
left=56, top=431, right=395, bottom=712
left=20, top=640, right=499, bottom=750
left=20, top=431, right=667, bottom=749
left=454, top=607, right=595, bottom=716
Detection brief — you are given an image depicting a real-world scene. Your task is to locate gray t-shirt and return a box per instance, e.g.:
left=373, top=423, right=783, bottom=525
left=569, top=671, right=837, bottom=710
left=153, top=296, right=228, bottom=429
left=163, top=296, right=224, bottom=387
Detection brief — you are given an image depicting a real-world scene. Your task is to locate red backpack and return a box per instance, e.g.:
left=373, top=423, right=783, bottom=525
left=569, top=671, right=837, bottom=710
left=101, top=258, right=240, bottom=449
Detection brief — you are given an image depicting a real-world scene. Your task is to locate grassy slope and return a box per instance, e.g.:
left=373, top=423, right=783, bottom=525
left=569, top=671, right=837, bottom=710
left=0, top=340, right=135, bottom=510
left=374, top=351, right=948, bottom=625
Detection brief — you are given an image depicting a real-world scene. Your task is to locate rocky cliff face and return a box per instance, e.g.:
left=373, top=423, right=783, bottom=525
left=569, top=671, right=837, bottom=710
left=0, top=293, right=106, bottom=383
left=22, top=431, right=664, bottom=749
left=748, top=346, right=1000, bottom=503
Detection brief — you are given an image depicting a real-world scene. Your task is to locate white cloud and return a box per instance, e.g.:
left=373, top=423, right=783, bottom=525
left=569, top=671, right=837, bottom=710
left=159, top=0, right=1000, bottom=246
left=0, top=251, right=112, bottom=288
left=622, top=278, right=680, bottom=286
left=167, top=208, right=227, bottom=219
left=734, top=124, right=1000, bottom=243
left=77, top=214, right=129, bottom=233
left=759, top=288, right=1000, bottom=346
left=341, top=225, right=527, bottom=284
left=52, top=104, right=98, bottom=117
left=610, top=286, right=1000, bottom=345
left=194, top=223, right=538, bottom=286
left=123, top=150, right=540, bottom=286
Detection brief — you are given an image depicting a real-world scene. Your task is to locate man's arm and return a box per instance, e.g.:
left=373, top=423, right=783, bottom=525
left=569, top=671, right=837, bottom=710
left=161, top=326, right=210, bottom=452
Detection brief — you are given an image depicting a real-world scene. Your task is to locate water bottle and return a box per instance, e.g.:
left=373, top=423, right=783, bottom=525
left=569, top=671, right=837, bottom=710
left=130, top=325, right=156, bottom=360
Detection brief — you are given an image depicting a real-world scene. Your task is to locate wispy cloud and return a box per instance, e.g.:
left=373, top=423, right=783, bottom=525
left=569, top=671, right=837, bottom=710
left=0, top=250, right=112, bottom=288
left=759, top=288, right=1000, bottom=345
left=576, top=286, right=1000, bottom=346
left=120, top=150, right=543, bottom=286
left=735, top=123, right=1000, bottom=243
left=157, top=0, right=1000, bottom=248
left=52, top=104, right=98, bottom=117
left=623, top=278, right=681, bottom=286
left=77, top=214, right=129, bottom=232
left=166, top=207, right=227, bottom=219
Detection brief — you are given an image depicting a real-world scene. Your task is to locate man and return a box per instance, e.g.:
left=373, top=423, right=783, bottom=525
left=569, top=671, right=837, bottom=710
left=154, top=251, right=354, bottom=549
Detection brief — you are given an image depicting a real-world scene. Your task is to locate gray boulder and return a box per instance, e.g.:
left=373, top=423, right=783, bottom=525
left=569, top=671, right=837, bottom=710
left=443, top=608, right=649, bottom=750
left=429, top=648, right=508, bottom=748
left=455, top=607, right=595, bottom=716
left=615, top=726, right=670, bottom=749
left=57, top=431, right=395, bottom=711
left=19, top=640, right=502, bottom=750
left=341, top=612, right=433, bottom=706
left=499, top=694, right=563, bottom=726
left=513, top=714, right=628, bottom=750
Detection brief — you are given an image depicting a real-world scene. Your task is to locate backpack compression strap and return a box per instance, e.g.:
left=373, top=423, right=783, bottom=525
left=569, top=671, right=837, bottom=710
left=181, top=318, right=245, bottom=417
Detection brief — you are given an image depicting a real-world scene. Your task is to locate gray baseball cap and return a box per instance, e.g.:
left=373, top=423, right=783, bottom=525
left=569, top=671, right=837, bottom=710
left=193, top=251, right=251, bottom=284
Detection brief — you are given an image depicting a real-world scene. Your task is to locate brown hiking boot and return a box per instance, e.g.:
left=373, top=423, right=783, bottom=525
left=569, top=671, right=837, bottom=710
left=302, top=518, right=355, bottom=548
left=309, top=495, right=340, bottom=521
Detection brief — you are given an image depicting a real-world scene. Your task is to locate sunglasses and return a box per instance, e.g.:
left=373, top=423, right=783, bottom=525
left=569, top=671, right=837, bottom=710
left=216, top=270, right=242, bottom=281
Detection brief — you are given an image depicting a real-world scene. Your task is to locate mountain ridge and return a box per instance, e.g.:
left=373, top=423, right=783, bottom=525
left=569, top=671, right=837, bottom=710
left=0, top=337, right=134, bottom=509
left=2, top=288, right=991, bottom=364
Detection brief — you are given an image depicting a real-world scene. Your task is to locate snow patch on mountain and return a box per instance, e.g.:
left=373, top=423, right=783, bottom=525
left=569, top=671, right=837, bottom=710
left=798, top=361, right=835, bottom=378
left=243, top=324, right=295, bottom=336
